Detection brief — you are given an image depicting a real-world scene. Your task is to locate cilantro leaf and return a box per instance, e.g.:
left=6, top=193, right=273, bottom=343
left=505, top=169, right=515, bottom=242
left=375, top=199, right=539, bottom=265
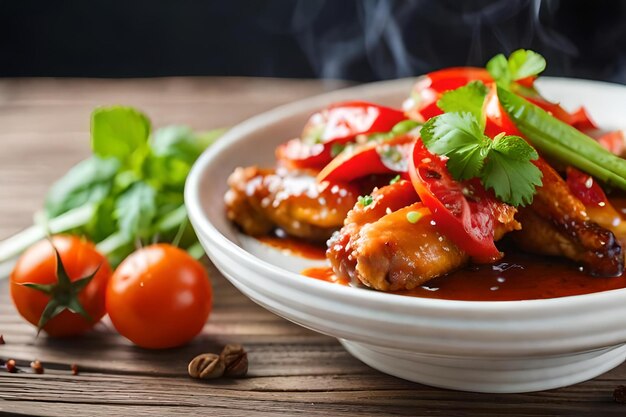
left=486, top=54, right=511, bottom=87
left=486, top=49, right=546, bottom=88
left=437, top=81, right=488, bottom=128
left=508, top=49, right=546, bottom=81
left=421, top=112, right=490, bottom=180
left=481, top=135, right=542, bottom=207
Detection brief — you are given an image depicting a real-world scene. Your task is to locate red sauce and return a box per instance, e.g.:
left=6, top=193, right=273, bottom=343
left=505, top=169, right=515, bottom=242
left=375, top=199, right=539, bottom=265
left=301, top=250, right=626, bottom=301
left=257, top=230, right=326, bottom=260
left=286, top=198, right=626, bottom=301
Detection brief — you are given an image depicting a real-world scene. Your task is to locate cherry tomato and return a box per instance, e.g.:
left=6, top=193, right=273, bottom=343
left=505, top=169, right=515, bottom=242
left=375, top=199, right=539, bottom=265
left=408, top=140, right=502, bottom=262
left=317, top=134, right=414, bottom=183
left=566, top=166, right=609, bottom=207
left=106, top=244, right=212, bottom=349
left=10, top=235, right=112, bottom=337
left=276, top=101, right=407, bottom=169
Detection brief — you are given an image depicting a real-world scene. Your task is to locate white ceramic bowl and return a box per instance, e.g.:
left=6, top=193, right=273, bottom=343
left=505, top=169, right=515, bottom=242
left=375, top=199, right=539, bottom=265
left=185, top=77, right=626, bottom=393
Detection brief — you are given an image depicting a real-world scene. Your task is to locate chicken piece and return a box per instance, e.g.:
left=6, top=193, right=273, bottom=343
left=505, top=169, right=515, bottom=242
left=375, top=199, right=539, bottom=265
left=328, top=180, right=519, bottom=291
left=327, top=180, right=421, bottom=282
left=586, top=202, right=626, bottom=248
left=225, top=166, right=358, bottom=241
left=512, top=160, right=623, bottom=276
left=352, top=203, right=468, bottom=291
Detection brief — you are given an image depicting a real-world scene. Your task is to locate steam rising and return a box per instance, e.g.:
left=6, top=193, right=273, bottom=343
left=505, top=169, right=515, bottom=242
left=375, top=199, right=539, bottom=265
left=279, top=0, right=621, bottom=82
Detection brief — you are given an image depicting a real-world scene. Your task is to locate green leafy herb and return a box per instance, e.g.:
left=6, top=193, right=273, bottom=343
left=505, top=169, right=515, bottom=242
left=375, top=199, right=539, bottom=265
left=358, top=195, right=374, bottom=207
left=0, top=106, right=225, bottom=267
left=45, top=157, right=120, bottom=217
left=389, top=174, right=401, bottom=185
left=498, top=87, right=626, bottom=190
left=486, top=49, right=546, bottom=88
left=481, top=134, right=543, bottom=206
left=91, top=106, right=151, bottom=162
left=421, top=112, right=490, bottom=180
left=437, top=81, right=488, bottom=128
left=421, top=112, right=542, bottom=206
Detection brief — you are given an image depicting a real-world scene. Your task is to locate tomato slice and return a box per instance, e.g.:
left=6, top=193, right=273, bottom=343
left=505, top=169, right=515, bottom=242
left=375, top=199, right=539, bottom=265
left=276, top=101, right=407, bottom=169
left=317, top=135, right=414, bottom=183
left=566, top=166, right=609, bottom=207
left=408, top=140, right=501, bottom=262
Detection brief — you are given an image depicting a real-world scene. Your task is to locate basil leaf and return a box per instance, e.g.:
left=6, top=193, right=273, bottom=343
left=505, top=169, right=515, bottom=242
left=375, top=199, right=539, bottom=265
left=45, top=157, right=120, bottom=217
left=114, top=181, right=157, bottom=238
left=151, top=125, right=202, bottom=164
left=91, top=106, right=151, bottom=161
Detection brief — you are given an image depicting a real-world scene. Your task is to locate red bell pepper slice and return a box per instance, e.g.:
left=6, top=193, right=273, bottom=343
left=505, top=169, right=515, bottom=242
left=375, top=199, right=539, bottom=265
left=408, top=140, right=502, bottom=262
left=566, top=166, right=609, bottom=207
left=276, top=101, right=406, bottom=170
left=317, top=135, right=414, bottom=183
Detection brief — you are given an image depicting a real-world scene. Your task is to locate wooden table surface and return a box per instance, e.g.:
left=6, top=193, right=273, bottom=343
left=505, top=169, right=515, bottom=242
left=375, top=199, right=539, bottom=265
left=1, top=77, right=625, bottom=416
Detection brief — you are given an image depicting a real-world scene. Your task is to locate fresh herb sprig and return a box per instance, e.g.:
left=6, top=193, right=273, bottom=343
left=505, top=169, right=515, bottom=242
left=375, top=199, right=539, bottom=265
left=0, top=106, right=225, bottom=266
left=424, top=81, right=542, bottom=207
left=486, top=49, right=546, bottom=89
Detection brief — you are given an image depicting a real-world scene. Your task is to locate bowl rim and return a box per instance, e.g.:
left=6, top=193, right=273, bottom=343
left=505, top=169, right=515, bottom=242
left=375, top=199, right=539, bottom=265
left=185, top=76, right=626, bottom=313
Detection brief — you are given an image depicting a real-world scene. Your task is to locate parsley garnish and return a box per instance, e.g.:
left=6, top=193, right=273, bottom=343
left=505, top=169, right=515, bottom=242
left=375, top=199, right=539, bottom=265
left=357, top=195, right=374, bottom=207
left=421, top=111, right=542, bottom=207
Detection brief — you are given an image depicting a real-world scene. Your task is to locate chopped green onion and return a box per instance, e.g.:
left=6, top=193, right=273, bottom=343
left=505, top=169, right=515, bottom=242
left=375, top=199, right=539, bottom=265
left=406, top=210, right=423, bottom=224
left=358, top=195, right=374, bottom=207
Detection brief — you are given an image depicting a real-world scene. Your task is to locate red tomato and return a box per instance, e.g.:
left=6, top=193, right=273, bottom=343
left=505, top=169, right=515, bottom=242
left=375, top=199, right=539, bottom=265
left=106, top=244, right=212, bottom=349
left=405, top=67, right=493, bottom=121
left=10, top=235, right=112, bottom=337
left=408, top=141, right=502, bottom=262
left=317, top=135, right=414, bottom=183
left=566, top=166, right=609, bottom=207
left=277, top=101, right=407, bottom=169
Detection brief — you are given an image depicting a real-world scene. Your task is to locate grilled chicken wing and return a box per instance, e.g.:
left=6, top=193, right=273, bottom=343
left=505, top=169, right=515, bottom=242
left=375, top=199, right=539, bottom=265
left=512, top=160, right=623, bottom=276
left=327, top=180, right=519, bottom=291
left=225, top=166, right=358, bottom=241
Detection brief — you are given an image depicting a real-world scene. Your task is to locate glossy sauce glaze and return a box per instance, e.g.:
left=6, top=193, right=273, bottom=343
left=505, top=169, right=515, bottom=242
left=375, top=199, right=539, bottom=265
left=257, top=229, right=327, bottom=260
left=302, top=249, right=626, bottom=301
left=269, top=198, right=626, bottom=301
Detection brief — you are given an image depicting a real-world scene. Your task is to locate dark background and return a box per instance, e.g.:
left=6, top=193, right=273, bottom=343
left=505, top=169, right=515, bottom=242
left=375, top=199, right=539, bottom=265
left=1, top=0, right=625, bottom=83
